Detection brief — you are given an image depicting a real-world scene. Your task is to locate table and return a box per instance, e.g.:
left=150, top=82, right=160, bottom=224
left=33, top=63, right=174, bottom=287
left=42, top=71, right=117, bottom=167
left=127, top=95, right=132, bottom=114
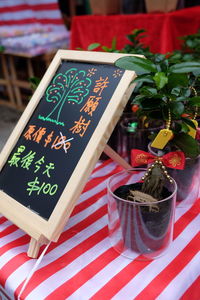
left=0, top=159, right=199, bottom=299
left=70, top=6, right=200, bottom=54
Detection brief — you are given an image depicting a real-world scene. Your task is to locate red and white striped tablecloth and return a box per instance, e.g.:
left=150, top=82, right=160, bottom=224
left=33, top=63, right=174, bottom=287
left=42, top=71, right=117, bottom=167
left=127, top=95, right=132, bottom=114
left=0, top=0, right=64, bottom=28
left=0, top=159, right=200, bottom=300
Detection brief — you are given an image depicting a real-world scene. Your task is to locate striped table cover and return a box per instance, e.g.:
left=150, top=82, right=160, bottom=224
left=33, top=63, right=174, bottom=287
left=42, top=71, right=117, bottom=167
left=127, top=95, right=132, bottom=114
left=0, top=0, right=64, bottom=28
left=0, top=0, right=69, bottom=56
left=0, top=159, right=200, bottom=300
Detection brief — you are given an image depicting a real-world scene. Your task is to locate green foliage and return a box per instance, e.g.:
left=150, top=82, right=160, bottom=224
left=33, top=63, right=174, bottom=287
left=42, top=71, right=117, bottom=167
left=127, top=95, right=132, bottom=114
left=87, top=28, right=153, bottom=57
left=115, top=56, right=157, bottom=74
left=87, top=37, right=120, bottom=53
left=115, top=53, right=200, bottom=158
left=87, top=43, right=101, bottom=51
left=173, top=133, right=200, bottom=158
left=153, top=72, right=168, bottom=89
left=71, top=29, right=200, bottom=158
left=169, top=61, right=200, bottom=74
left=122, top=29, right=153, bottom=58
left=29, top=77, right=41, bottom=91
left=180, top=29, right=200, bottom=61
left=0, top=45, right=5, bottom=52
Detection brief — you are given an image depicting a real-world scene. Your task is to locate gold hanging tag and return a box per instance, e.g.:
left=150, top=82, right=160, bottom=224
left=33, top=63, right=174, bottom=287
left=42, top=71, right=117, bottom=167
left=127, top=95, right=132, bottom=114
left=188, top=119, right=198, bottom=139
left=151, top=129, right=174, bottom=149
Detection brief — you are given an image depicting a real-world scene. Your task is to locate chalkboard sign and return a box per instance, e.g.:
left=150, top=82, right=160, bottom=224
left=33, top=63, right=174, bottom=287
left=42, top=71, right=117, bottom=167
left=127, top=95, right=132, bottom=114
left=0, top=50, right=136, bottom=257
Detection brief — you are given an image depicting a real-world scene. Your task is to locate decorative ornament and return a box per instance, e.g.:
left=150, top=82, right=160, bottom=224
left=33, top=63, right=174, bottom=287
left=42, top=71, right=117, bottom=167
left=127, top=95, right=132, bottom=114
left=187, top=87, right=198, bottom=139
left=131, top=149, right=185, bottom=170
left=141, top=159, right=173, bottom=184
left=151, top=108, right=173, bottom=149
left=130, top=149, right=185, bottom=202
left=127, top=121, right=138, bottom=133
left=131, top=149, right=185, bottom=199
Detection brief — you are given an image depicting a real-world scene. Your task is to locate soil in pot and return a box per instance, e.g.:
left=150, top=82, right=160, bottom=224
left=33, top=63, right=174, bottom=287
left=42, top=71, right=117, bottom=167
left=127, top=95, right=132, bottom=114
left=114, top=182, right=173, bottom=254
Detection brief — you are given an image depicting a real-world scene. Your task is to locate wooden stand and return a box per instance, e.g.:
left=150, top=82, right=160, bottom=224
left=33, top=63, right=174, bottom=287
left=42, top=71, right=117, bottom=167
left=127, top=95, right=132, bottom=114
left=28, top=238, right=42, bottom=258
left=27, top=236, right=50, bottom=258
left=0, top=50, right=137, bottom=259
left=104, top=145, right=131, bottom=169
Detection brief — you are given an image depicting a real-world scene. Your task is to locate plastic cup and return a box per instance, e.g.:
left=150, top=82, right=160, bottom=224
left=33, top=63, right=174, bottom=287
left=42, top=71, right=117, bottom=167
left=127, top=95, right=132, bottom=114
left=107, top=168, right=177, bottom=260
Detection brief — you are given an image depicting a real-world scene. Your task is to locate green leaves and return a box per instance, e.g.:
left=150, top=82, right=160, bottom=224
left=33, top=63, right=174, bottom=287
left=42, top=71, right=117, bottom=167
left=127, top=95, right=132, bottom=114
left=132, top=74, right=154, bottom=84
left=87, top=43, right=100, bottom=51
left=115, top=56, right=157, bottom=75
left=139, top=86, right=157, bottom=96
left=170, top=101, right=185, bottom=116
left=153, top=72, right=168, bottom=89
left=126, top=28, right=146, bottom=44
left=167, top=73, right=188, bottom=89
left=169, top=61, right=200, bottom=73
left=140, top=98, right=162, bottom=110
left=29, top=77, right=40, bottom=90
left=87, top=37, right=119, bottom=52
left=187, top=96, right=200, bottom=106
left=114, top=39, right=200, bottom=159
left=181, top=117, right=197, bottom=129
left=0, top=45, right=5, bottom=52
left=174, top=133, right=200, bottom=158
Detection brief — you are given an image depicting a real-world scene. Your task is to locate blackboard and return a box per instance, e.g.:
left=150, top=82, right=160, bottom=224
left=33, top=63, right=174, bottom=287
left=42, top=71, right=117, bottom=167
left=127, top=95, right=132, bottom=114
left=0, top=60, right=125, bottom=219
left=0, top=50, right=137, bottom=257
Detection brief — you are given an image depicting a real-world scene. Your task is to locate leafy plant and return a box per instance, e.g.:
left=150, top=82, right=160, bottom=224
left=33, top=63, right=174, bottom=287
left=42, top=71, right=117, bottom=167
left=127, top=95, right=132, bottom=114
left=115, top=54, right=200, bottom=158
left=122, top=29, right=153, bottom=58
left=180, top=29, right=200, bottom=61
left=167, top=30, right=200, bottom=65
left=29, top=77, right=41, bottom=91
left=0, top=45, right=5, bottom=52
left=87, top=37, right=120, bottom=53
left=87, top=28, right=153, bottom=57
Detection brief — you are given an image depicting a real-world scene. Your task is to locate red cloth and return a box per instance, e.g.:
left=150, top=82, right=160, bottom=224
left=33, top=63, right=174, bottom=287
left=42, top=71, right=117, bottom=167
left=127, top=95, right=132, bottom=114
left=71, top=6, right=200, bottom=54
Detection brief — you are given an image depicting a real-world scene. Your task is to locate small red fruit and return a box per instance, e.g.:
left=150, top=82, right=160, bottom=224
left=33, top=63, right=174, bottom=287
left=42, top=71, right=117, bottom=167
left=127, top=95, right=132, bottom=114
left=131, top=104, right=139, bottom=113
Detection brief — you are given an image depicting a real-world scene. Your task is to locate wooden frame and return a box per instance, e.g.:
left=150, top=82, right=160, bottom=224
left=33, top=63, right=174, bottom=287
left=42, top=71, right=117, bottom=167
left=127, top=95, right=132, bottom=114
left=0, top=50, right=137, bottom=257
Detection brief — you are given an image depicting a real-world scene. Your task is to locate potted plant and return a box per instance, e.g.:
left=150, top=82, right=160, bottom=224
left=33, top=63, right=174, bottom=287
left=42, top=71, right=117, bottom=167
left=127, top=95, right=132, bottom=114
left=87, top=30, right=162, bottom=160
left=114, top=54, right=200, bottom=205
left=171, top=29, right=200, bottom=63
left=107, top=166, right=177, bottom=259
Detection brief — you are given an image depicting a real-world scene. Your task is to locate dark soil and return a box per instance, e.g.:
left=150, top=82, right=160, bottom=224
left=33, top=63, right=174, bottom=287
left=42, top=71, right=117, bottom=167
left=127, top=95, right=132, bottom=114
left=113, top=182, right=173, bottom=253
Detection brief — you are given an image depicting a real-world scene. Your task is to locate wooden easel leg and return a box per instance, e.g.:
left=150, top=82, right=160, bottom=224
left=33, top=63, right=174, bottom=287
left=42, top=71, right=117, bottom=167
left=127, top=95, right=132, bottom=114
left=103, top=144, right=132, bottom=169
left=27, top=238, right=41, bottom=258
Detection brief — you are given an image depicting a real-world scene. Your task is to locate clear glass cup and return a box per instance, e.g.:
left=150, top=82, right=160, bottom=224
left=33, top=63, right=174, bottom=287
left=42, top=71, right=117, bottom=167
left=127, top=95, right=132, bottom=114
left=119, top=113, right=163, bottom=163
left=107, top=169, right=177, bottom=260
left=169, top=156, right=200, bottom=207
left=148, top=142, right=200, bottom=207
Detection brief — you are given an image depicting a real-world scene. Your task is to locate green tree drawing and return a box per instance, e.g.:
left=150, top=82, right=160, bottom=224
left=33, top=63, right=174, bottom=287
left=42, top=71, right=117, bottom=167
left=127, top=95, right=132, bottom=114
left=45, top=68, right=91, bottom=122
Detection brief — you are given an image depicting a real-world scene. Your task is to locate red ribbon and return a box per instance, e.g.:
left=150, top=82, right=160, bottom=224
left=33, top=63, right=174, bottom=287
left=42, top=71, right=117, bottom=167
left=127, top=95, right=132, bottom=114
left=131, top=149, right=185, bottom=170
